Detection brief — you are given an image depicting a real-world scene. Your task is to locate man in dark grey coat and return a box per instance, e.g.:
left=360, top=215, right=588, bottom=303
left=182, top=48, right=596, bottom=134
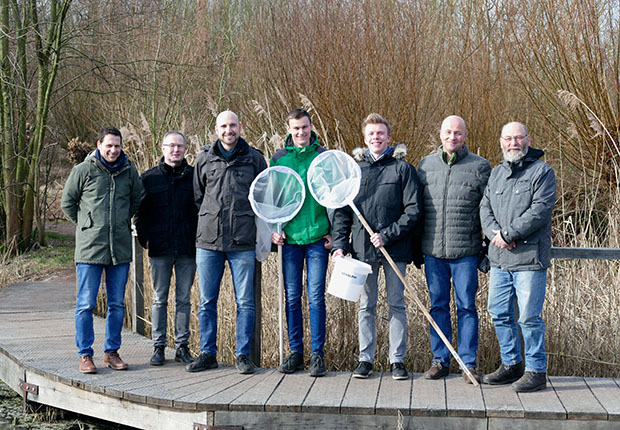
left=417, top=116, right=491, bottom=383
left=136, top=131, right=197, bottom=367
left=480, top=121, right=556, bottom=392
left=187, top=111, right=267, bottom=375
left=332, top=113, right=423, bottom=381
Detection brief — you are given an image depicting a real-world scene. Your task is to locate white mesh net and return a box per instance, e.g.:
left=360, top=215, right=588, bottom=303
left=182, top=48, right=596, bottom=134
left=307, top=150, right=361, bottom=209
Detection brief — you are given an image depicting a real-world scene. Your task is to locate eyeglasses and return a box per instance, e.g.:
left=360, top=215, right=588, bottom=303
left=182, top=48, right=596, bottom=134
left=501, top=135, right=527, bottom=143
left=162, top=144, right=186, bottom=149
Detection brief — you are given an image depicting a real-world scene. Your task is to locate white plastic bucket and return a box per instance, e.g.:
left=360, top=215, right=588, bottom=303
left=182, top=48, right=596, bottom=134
left=327, top=257, right=373, bottom=302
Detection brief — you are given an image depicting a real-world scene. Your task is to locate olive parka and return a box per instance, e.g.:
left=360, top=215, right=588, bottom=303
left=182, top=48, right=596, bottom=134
left=61, top=151, right=143, bottom=265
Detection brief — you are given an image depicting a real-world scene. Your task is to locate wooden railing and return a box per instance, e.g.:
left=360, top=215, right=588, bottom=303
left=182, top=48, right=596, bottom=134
left=130, top=229, right=620, bottom=368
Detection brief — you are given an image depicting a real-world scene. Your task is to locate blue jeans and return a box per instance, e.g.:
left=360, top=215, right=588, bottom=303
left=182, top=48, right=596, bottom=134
left=359, top=260, right=407, bottom=364
left=196, top=248, right=255, bottom=356
left=424, top=255, right=479, bottom=368
left=75, top=263, right=130, bottom=357
left=282, top=239, right=329, bottom=356
left=149, top=255, right=196, bottom=347
left=488, top=267, right=547, bottom=373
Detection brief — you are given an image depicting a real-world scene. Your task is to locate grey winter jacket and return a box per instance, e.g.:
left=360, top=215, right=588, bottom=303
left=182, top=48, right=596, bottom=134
left=417, top=145, right=491, bottom=259
left=480, top=147, right=556, bottom=271
left=61, top=151, right=142, bottom=265
left=193, top=138, right=267, bottom=252
left=331, top=145, right=423, bottom=264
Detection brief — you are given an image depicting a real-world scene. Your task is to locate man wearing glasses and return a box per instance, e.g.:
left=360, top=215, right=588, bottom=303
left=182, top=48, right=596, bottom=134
left=136, top=131, right=198, bottom=366
left=480, top=122, right=556, bottom=392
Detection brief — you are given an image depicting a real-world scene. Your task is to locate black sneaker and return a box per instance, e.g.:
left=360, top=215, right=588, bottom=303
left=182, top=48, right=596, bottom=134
left=481, top=361, right=525, bottom=385
left=175, top=345, right=194, bottom=364
left=278, top=351, right=304, bottom=374
left=236, top=354, right=256, bottom=374
left=512, top=371, right=547, bottom=392
left=150, top=345, right=165, bottom=366
left=352, top=361, right=373, bottom=379
left=390, top=362, right=408, bottom=380
left=309, top=353, right=326, bottom=377
left=185, top=352, right=218, bottom=372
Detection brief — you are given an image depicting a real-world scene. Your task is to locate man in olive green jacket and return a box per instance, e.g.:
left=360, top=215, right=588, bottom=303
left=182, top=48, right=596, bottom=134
left=61, top=126, right=142, bottom=374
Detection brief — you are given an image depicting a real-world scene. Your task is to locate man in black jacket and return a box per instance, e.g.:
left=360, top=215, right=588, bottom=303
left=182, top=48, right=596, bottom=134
left=332, top=113, right=423, bottom=381
left=187, top=111, right=267, bottom=374
left=136, top=131, right=198, bottom=366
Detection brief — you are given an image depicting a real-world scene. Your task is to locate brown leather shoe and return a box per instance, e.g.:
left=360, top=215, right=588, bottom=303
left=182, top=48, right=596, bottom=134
left=463, top=367, right=481, bottom=384
left=424, top=361, right=449, bottom=380
left=79, top=355, right=97, bottom=374
left=104, top=351, right=128, bottom=370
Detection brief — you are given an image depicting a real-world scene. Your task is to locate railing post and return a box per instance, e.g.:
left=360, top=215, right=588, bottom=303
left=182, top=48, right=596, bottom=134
left=131, top=225, right=145, bottom=335
left=250, top=261, right=262, bottom=367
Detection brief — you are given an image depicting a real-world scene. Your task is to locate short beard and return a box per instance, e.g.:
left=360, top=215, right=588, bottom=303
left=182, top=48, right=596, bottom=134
left=503, top=146, right=527, bottom=163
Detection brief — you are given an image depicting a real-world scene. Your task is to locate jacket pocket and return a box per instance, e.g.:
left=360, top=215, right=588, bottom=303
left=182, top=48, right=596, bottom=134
left=197, top=209, right=219, bottom=243
left=79, top=211, right=94, bottom=231
left=232, top=211, right=256, bottom=245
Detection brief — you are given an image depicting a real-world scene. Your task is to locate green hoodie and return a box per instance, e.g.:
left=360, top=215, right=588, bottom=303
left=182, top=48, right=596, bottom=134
left=270, top=132, right=329, bottom=245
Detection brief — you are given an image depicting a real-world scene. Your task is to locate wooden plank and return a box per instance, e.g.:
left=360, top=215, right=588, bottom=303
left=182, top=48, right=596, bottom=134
left=229, top=369, right=283, bottom=412
left=193, top=368, right=276, bottom=410
left=0, top=349, right=25, bottom=395
left=215, top=410, right=486, bottom=429
left=585, top=378, right=620, bottom=420
left=131, top=231, right=145, bottom=336
left=24, top=369, right=208, bottom=430
left=302, top=371, right=350, bottom=413
left=551, top=247, right=620, bottom=260
left=549, top=376, right=608, bottom=420
left=518, top=376, right=566, bottom=419
left=411, top=373, right=446, bottom=416
left=375, top=373, right=412, bottom=415
left=340, top=371, right=380, bottom=415
left=265, top=371, right=316, bottom=413
left=445, top=374, right=485, bottom=417
left=481, top=384, right=524, bottom=418
left=489, top=417, right=618, bottom=429
left=171, top=368, right=253, bottom=410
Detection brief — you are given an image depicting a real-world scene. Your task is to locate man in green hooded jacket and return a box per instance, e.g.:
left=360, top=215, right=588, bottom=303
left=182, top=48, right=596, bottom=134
left=271, top=108, right=331, bottom=377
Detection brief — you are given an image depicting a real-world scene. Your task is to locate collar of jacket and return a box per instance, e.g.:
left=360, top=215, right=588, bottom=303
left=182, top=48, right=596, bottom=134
left=435, top=144, right=469, bottom=165
left=88, top=150, right=130, bottom=174
left=206, top=137, right=250, bottom=161
left=283, top=131, right=319, bottom=151
left=500, top=146, right=544, bottom=173
left=352, top=143, right=407, bottom=162
left=159, top=157, right=189, bottom=176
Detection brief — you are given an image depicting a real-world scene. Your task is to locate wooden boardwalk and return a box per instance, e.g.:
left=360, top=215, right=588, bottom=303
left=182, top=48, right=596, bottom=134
left=1, top=279, right=620, bottom=429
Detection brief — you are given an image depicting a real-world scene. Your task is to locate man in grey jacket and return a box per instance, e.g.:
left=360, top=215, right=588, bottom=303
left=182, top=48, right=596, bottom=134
left=186, top=111, right=267, bottom=375
left=480, top=121, right=556, bottom=392
left=61, top=126, right=142, bottom=374
left=417, top=116, right=491, bottom=383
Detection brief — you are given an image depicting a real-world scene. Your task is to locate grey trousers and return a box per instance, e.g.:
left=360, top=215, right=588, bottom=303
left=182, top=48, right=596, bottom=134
left=358, top=260, right=407, bottom=364
left=149, top=255, right=196, bottom=347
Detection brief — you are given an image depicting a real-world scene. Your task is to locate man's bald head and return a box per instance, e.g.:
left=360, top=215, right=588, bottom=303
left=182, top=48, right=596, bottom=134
left=215, top=110, right=241, bottom=149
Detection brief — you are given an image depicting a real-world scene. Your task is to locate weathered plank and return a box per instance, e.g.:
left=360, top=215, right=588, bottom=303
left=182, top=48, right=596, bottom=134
left=194, top=368, right=276, bottom=410
left=445, top=374, right=485, bottom=417
left=302, top=371, right=350, bottom=414
left=482, top=383, right=524, bottom=418
left=585, top=378, right=620, bottom=420
left=518, top=377, right=566, bottom=419
left=265, top=371, right=316, bottom=413
left=489, top=417, right=619, bottom=430
left=375, top=373, right=412, bottom=415
left=549, top=376, right=608, bottom=420
left=24, top=369, right=208, bottom=430
left=340, top=372, right=381, bottom=415
left=551, top=247, right=620, bottom=260
left=229, top=369, right=283, bottom=412
left=410, top=373, right=447, bottom=416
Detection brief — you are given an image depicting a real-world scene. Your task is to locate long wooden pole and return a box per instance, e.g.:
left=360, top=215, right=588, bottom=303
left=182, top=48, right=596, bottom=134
left=277, top=224, right=284, bottom=366
left=351, top=203, right=479, bottom=386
